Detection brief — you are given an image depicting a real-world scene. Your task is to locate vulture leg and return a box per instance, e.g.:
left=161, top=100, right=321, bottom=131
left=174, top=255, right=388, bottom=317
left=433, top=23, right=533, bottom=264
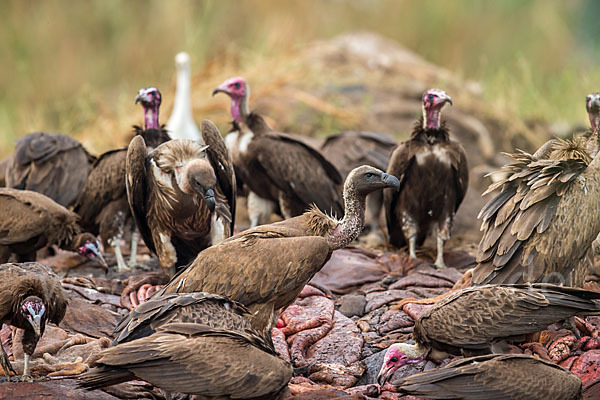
left=0, top=340, right=16, bottom=381
left=21, top=353, right=32, bottom=382
left=0, top=246, right=10, bottom=264
left=128, top=229, right=140, bottom=267
left=434, top=224, right=447, bottom=269
left=247, top=191, right=276, bottom=227
left=109, top=237, right=129, bottom=273
left=408, top=237, right=417, bottom=259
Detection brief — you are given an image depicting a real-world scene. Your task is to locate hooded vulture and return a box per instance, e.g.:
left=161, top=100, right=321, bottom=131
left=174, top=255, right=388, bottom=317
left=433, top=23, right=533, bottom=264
left=0, top=188, right=107, bottom=269
left=126, top=120, right=235, bottom=274
left=321, top=130, right=396, bottom=232
left=387, top=354, right=582, bottom=400
left=166, top=52, right=201, bottom=141
left=213, top=77, right=344, bottom=227
left=384, top=89, right=468, bottom=269
left=376, top=283, right=600, bottom=384
left=156, top=165, right=400, bottom=330
left=473, top=93, right=600, bottom=287
left=0, top=262, right=68, bottom=381
left=72, top=87, right=171, bottom=272
left=79, top=292, right=292, bottom=399
left=4, top=131, right=95, bottom=207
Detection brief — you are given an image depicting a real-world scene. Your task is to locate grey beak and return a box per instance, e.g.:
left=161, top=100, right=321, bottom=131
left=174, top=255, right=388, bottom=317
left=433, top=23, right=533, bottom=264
left=31, top=315, right=42, bottom=338
left=446, top=96, right=453, bottom=106
left=135, top=94, right=141, bottom=104
left=212, top=89, right=221, bottom=97
left=204, top=188, right=216, bottom=212
left=382, top=173, right=401, bottom=191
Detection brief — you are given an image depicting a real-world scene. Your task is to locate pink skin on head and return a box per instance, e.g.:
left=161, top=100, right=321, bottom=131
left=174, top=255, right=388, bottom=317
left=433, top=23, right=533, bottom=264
left=135, top=87, right=162, bottom=130
left=586, top=94, right=600, bottom=133
left=377, top=346, right=425, bottom=386
left=213, top=77, right=248, bottom=123
left=422, top=89, right=452, bottom=130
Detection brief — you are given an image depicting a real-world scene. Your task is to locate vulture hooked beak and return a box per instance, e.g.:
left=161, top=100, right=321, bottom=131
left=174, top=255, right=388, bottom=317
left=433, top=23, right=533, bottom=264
left=381, top=173, right=401, bottom=191
left=212, top=87, right=227, bottom=97
left=26, top=304, right=45, bottom=338
left=84, top=241, right=109, bottom=271
left=203, top=188, right=216, bottom=212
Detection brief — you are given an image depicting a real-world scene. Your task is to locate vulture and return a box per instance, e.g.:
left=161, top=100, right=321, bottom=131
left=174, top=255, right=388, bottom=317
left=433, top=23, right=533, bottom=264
left=321, top=130, right=396, bottom=232
left=126, top=120, right=235, bottom=274
left=79, top=292, right=292, bottom=399
left=4, top=131, right=94, bottom=207
left=0, top=157, right=10, bottom=187
left=376, top=283, right=600, bottom=379
left=384, top=354, right=582, bottom=400
left=72, top=87, right=171, bottom=272
left=213, top=77, right=344, bottom=227
left=384, top=89, right=468, bottom=269
left=156, top=165, right=400, bottom=330
left=0, top=262, right=68, bottom=381
left=166, top=52, right=201, bottom=141
left=473, top=93, right=600, bottom=287
left=0, top=188, right=107, bottom=268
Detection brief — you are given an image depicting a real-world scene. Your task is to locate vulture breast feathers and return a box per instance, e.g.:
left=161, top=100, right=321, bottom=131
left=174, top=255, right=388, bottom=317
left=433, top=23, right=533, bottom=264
left=126, top=120, right=235, bottom=271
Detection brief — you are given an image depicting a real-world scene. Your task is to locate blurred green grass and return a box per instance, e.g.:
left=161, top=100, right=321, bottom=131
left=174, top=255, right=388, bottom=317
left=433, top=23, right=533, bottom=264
left=2, top=0, right=600, bottom=156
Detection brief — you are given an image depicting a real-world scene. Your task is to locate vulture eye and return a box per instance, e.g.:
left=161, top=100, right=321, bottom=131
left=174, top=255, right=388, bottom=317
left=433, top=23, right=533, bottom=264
left=365, top=172, right=374, bottom=178
left=428, top=94, right=434, bottom=100
left=390, top=356, right=398, bottom=363
left=234, top=82, right=241, bottom=89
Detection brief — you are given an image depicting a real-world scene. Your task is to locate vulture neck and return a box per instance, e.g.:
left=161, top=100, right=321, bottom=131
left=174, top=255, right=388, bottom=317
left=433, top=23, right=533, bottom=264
left=422, top=105, right=444, bottom=130
left=231, top=92, right=250, bottom=124
left=144, top=104, right=160, bottom=131
left=328, top=183, right=365, bottom=250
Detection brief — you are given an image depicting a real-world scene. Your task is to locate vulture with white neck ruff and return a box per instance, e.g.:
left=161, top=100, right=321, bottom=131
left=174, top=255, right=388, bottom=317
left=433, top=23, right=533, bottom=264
left=126, top=120, right=235, bottom=274
left=384, top=89, right=468, bottom=269
left=166, top=52, right=201, bottom=141
left=213, top=77, right=344, bottom=227
left=155, top=165, right=400, bottom=330
left=73, top=87, right=171, bottom=272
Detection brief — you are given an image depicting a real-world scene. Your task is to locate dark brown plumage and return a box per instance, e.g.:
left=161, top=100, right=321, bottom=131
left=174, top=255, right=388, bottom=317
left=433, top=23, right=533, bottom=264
left=5, top=132, right=95, bottom=207
left=79, top=292, right=292, bottom=399
left=394, top=354, right=582, bottom=400
left=0, top=188, right=107, bottom=268
left=384, top=89, right=468, bottom=269
left=0, top=157, right=9, bottom=187
left=156, top=166, right=400, bottom=330
left=126, top=120, right=236, bottom=273
left=0, top=262, right=68, bottom=380
left=473, top=93, right=600, bottom=287
left=213, top=77, right=343, bottom=227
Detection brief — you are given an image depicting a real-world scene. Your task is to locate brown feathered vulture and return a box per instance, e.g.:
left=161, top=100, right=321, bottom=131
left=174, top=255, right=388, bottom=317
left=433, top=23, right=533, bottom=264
left=0, top=188, right=107, bottom=268
left=376, top=283, right=600, bottom=385
left=473, top=93, right=600, bottom=287
left=155, top=165, right=400, bottom=330
left=79, top=292, right=292, bottom=399
left=321, top=130, right=396, bottom=232
left=72, top=87, right=171, bottom=272
left=0, top=262, right=68, bottom=381
left=0, top=157, right=9, bottom=187
left=389, top=354, right=582, bottom=400
left=4, top=131, right=95, bottom=207
left=384, top=89, right=468, bottom=269
left=126, top=120, right=235, bottom=274
left=213, top=77, right=344, bottom=227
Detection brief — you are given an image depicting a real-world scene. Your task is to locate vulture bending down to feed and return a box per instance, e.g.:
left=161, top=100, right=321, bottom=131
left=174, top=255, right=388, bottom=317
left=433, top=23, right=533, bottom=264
left=5, top=132, right=95, bottom=207
left=387, top=354, right=582, bottom=400
left=156, top=165, right=400, bottom=330
left=473, top=93, right=600, bottom=287
left=213, top=77, right=344, bottom=227
left=376, top=283, right=600, bottom=383
left=126, top=120, right=235, bottom=274
left=73, top=87, right=171, bottom=272
left=384, top=89, right=468, bottom=269
left=0, top=188, right=107, bottom=268
left=0, top=262, right=68, bottom=381
left=79, top=292, right=292, bottom=399
left=321, top=131, right=396, bottom=232
left=166, top=52, right=201, bottom=141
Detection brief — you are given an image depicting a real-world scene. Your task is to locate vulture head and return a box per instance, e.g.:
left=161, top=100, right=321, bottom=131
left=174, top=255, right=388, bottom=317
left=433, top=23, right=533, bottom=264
left=377, top=342, right=428, bottom=386
left=135, top=87, right=162, bottom=130
left=20, top=295, right=46, bottom=339
left=74, top=233, right=108, bottom=270
left=586, top=92, right=600, bottom=134
left=212, top=77, right=249, bottom=123
left=179, top=158, right=217, bottom=212
left=346, top=165, right=400, bottom=197
left=422, top=88, right=452, bottom=130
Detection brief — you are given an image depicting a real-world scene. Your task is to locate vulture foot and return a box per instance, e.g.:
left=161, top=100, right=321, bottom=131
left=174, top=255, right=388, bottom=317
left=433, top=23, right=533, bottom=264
left=128, top=230, right=140, bottom=268
left=109, top=238, right=131, bottom=273
left=0, top=342, right=16, bottom=381
left=408, top=237, right=417, bottom=259
left=433, top=235, right=446, bottom=269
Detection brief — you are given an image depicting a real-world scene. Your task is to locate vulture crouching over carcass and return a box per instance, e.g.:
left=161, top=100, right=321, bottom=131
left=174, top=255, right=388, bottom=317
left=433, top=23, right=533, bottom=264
left=166, top=52, right=201, bottom=141
left=156, top=165, right=400, bottom=330
left=79, top=292, right=292, bottom=399
left=0, top=188, right=107, bottom=269
left=473, top=93, right=600, bottom=287
left=389, top=354, right=582, bottom=400
left=73, top=87, right=171, bottom=272
left=377, top=283, right=600, bottom=384
left=4, top=131, right=95, bottom=207
left=0, top=262, right=67, bottom=381
left=384, top=89, right=468, bottom=269
left=213, top=77, right=344, bottom=227
left=126, top=120, right=235, bottom=275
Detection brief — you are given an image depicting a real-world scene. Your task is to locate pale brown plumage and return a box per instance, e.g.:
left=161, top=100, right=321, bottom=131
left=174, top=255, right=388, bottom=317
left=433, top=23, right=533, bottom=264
left=0, top=157, right=9, bottom=187
left=126, top=120, right=235, bottom=273
left=395, top=354, right=582, bottom=400
left=79, top=292, right=291, bottom=399
left=5, top=132, right=95, bottom=207
left=156, top=166, right=401, bottom=330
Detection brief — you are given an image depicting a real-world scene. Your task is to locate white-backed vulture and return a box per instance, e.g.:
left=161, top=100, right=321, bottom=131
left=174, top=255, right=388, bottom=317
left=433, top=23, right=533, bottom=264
left=166, top=52, right=201, bottom=141
left=213, top=77, right=344, bottom=227
left=384, top=89, right=469, bottom=269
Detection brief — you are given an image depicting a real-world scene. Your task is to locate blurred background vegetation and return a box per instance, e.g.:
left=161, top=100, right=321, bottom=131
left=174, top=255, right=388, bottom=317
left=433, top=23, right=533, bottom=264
left=2, top=0, right=600, bottom=156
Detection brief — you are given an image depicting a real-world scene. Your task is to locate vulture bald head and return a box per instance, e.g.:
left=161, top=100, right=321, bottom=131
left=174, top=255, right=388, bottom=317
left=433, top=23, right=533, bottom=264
left=19, top=295, right=46, bottom=340
left=377, top=342, right=427, bottom=385
left=212, top=76, right=249, bottom=123
left=72, top=232, right=108, bottom=269
left=135, top=87, right=162, bottom=130
left=586, top=92, right=600, bottom=134
left=422, top=88, right=452, bottom=130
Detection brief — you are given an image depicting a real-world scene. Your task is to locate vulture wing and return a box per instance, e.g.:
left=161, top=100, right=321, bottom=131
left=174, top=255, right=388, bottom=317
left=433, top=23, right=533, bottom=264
left=448, top=140, right=469, bottom=210
left=125, top=136, right=155, bottom=254
left=396, top=354, right=581, bottom=400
